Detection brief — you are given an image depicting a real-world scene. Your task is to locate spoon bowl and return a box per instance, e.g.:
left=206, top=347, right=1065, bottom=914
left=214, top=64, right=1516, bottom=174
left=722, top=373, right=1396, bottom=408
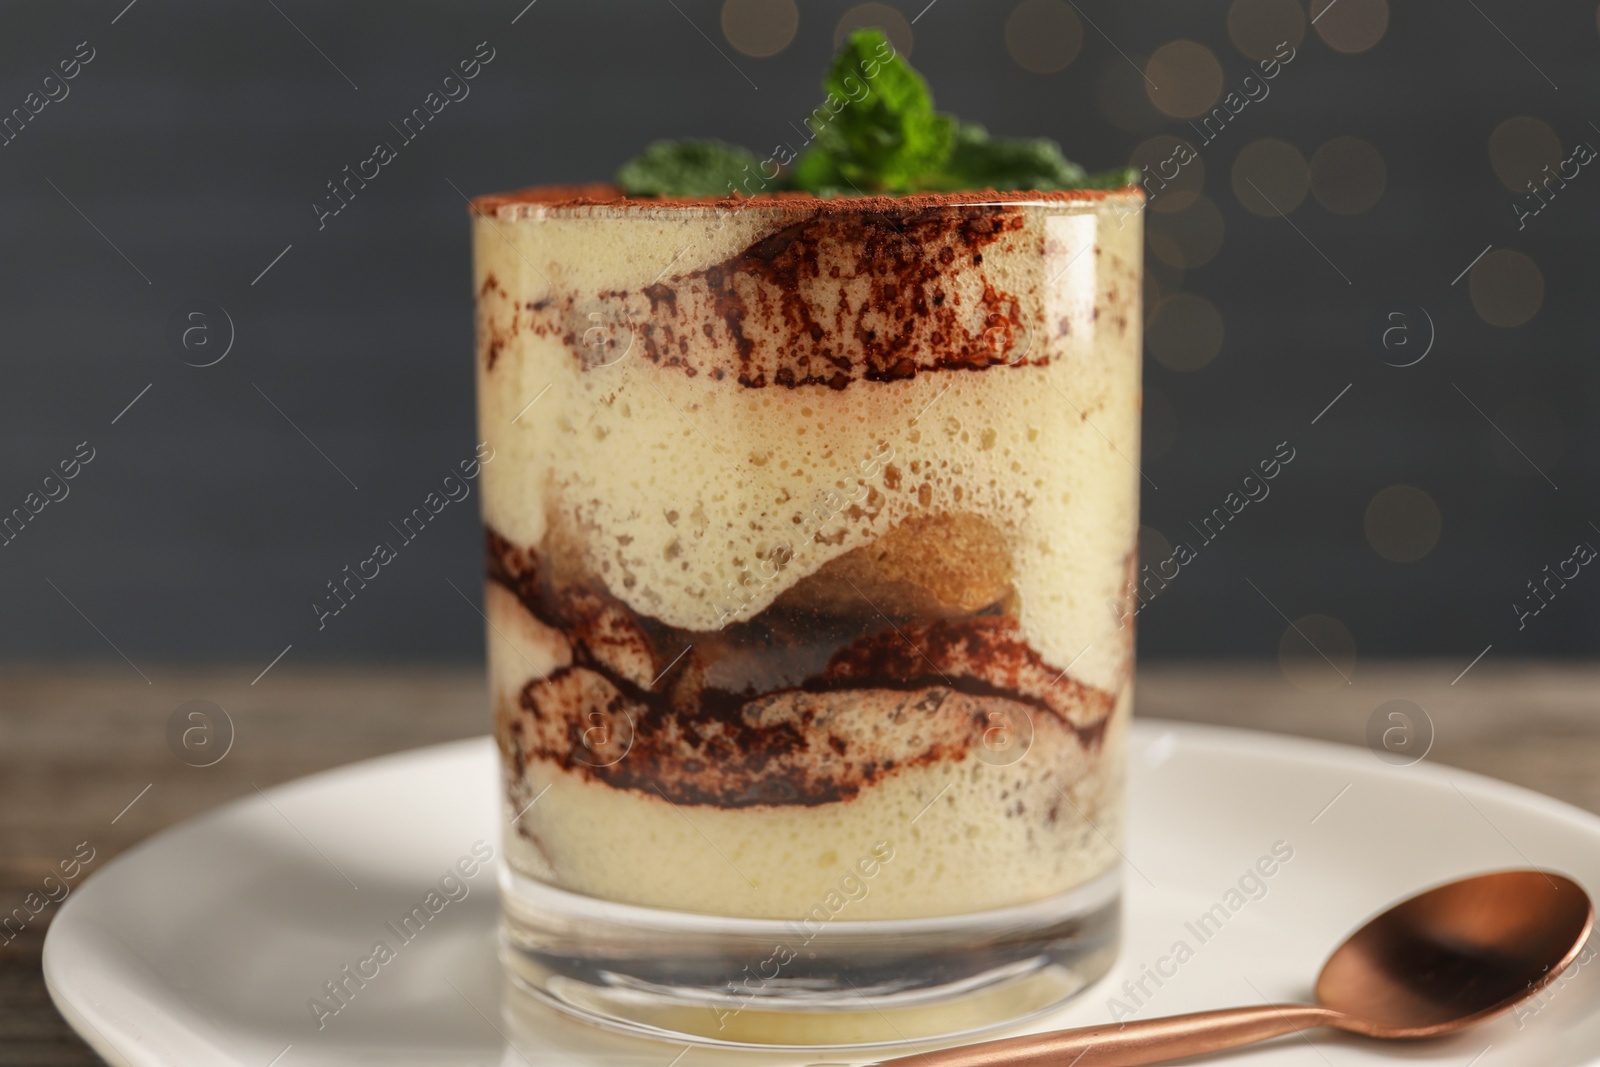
left=1317, top=868, right=1594, bottom=1037
left=870, top=869, right=1594, bottom=1067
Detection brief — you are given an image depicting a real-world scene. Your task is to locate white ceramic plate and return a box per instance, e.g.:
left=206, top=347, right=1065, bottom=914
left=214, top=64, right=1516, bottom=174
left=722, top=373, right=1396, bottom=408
left=45, top=721, right=1600, bottom=1067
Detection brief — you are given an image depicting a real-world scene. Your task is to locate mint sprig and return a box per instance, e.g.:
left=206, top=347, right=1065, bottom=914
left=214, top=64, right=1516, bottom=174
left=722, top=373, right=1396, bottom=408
left=615, top=29, right=1134, bottom=198
left=791, top=29, right=954, bottom=194
left=615, top=139, right=763, bottom=198
left=935, top=123, right=1136, bottom=192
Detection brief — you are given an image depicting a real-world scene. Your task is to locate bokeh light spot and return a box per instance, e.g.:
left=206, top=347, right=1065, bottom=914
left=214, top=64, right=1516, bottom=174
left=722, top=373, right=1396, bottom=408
left=1148, top=293, right=1223, bottom=372
left=1228, top=0, right=1306, bottom=61
left=721, top=0, right=799, bottom=57
left=1144, top=258, right=1184, bottom=327
left=1147, top=194, right=1224, bottom=269
left=1005, top=0, right=1082, bottom=73
left=1097, top=57, right=1163, bottom=133
left=1311, top=0, right=1388, bottom=53
left=1145, top=41, right=1224, bottom=119
left=1139, top=525, right=1173, bottom=570
left=835, top=3, right=913, bottom=56
left=1469, top=249, right=1543, bottom=327
left=1279, top=614, right=1357, bottom=693
left=1130, top=134, right=1206, bottom=213
left=1232, top=138, right=1309, bottom=215
left=1488, top=116, right=1563, bottom=194
left=1310, top=136, right=1386, bottom=214
left=1364, top=485, right=1441, bottom=563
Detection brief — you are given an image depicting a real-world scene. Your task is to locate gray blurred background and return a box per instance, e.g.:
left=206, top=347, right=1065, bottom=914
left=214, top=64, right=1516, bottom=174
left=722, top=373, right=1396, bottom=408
left=1, top=0, right=1595, bottom=680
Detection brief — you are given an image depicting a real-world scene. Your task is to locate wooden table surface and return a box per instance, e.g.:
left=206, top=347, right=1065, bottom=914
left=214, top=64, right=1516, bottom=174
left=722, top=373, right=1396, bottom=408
left=4, top=661, right=1598, bottom=1065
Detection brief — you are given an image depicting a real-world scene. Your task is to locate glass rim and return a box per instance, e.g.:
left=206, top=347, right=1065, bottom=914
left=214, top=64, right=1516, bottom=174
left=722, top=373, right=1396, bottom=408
left=471, top=183, right=1145, bottom=220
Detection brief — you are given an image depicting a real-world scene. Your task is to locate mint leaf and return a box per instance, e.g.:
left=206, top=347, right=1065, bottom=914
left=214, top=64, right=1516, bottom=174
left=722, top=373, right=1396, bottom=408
left=794, top=29, right=954, bottom=194
left=931, top=125, right=1138, bottom=192
left=616, top=139, right=761, bottom=197
left=1082, top=165, right=1140, bottom=190
left=786, top=149, right=852, bottom=199
left=934, top=123, right=1088, bottom=191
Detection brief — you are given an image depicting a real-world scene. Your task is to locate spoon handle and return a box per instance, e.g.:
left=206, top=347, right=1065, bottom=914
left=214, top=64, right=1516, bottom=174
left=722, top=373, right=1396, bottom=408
left=867, top=1004, right=1342, bottom=1067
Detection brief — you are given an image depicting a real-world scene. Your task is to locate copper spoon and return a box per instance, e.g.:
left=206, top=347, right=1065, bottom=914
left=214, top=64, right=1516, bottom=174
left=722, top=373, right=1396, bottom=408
left=869, top=869, right=1593, bottom=1067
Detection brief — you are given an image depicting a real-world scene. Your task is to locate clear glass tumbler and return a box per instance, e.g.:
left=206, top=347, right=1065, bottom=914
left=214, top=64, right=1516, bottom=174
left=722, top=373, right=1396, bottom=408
left=471, top=185, right=1143, bottom=1048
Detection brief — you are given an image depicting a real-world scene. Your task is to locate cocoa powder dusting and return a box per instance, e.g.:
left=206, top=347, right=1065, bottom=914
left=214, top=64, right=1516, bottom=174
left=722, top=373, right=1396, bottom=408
left=505, top=204, right=1041, bottom=389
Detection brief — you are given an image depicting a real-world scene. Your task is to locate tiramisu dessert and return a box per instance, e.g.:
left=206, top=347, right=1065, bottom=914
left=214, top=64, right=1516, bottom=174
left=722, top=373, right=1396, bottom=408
left=474, top=30, right=1142, bottom=1045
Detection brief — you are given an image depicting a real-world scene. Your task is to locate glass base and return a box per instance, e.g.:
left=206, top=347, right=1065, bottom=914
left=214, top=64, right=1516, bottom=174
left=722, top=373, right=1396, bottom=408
left=498, top=865, right=1120, bottom=1049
